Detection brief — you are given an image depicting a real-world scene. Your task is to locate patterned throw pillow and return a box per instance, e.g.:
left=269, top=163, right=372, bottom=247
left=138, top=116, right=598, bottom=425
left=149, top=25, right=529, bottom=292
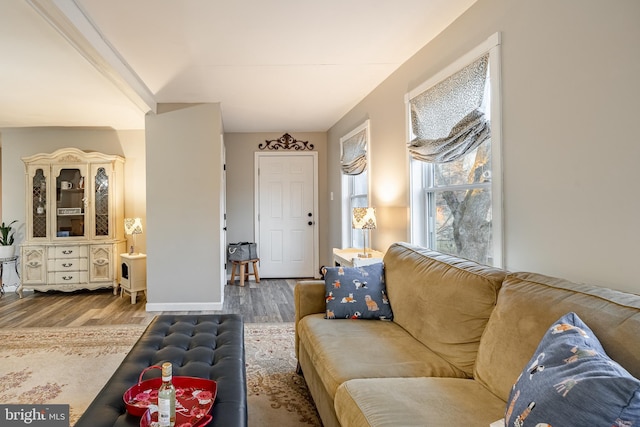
left=322, top=263, right=393, bottom=320
left=505, top=312, right=640, bottom=426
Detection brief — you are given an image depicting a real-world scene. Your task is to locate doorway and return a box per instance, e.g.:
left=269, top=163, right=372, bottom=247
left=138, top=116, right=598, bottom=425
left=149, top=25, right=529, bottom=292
left=255, top=152, right=318, bottom=278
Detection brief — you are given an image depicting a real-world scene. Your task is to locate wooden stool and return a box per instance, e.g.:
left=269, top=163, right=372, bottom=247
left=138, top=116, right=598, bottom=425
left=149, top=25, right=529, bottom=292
left=230, top=259, right=260, bottom=287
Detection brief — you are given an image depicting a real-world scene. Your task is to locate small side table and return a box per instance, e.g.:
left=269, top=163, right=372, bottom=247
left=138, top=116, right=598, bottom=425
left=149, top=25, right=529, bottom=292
left=0, top=255, right=20, bottom=297
left=119, top=253, right=147, bottom=304
left=332, top=248, right=385, bottom=268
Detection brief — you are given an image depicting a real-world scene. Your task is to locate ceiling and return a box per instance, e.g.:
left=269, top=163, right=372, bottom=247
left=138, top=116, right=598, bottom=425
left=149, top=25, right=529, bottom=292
left=0, top=0, right=476, bottom=132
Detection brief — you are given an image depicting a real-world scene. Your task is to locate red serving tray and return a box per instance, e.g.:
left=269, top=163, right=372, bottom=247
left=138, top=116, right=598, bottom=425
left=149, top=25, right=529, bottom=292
left=123, top=365, right=217, bottom=426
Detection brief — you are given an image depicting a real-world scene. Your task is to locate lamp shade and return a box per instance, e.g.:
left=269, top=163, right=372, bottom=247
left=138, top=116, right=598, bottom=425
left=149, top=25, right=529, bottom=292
left=124, top=217, right=143, bottom=235
left=352, top=207, right=377, bottom=230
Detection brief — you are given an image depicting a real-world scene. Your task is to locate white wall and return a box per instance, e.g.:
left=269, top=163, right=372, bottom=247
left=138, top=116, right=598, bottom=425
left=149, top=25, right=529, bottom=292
left=145, top=103, right=225, bottom=310
left=327, top=0, right=640, bottom=294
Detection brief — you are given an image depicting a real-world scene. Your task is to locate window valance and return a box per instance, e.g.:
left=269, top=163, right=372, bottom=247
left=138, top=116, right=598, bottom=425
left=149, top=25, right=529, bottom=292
left=341, top=127, right=368, bottom=175
left=408, top=54, right=490, bottom=163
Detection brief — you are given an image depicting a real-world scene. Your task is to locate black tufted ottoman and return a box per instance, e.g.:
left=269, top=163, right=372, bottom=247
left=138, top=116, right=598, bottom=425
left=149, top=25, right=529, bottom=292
left=75, top=314, right=247, bottom=427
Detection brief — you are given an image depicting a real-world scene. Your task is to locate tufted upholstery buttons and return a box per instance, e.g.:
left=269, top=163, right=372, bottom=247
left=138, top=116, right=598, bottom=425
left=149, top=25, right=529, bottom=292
left=75, top=314, right=247, bottom=427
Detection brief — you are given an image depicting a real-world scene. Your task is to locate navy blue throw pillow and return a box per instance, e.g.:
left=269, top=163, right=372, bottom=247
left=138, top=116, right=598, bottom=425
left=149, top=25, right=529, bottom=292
left=505, top=312, right=640, bottom=426
left=322, top=263, right=392, bottom=321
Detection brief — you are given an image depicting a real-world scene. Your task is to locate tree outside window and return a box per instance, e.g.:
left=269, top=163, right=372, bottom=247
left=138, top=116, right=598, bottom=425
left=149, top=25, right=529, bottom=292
left=428, top=140, right=492, bottom=264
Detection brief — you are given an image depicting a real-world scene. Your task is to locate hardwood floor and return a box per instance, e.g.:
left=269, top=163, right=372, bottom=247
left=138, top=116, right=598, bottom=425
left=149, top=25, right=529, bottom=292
left=0, top=278, right=301, bottom=328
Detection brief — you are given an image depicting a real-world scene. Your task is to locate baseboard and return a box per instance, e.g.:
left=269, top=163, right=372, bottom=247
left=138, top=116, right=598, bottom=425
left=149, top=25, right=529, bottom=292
left=145, top=302, right=223, bottom=311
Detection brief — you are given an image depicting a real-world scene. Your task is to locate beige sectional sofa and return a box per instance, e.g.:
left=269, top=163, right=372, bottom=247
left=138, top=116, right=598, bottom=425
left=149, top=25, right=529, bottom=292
left=294, top=242, right=640, bottom=426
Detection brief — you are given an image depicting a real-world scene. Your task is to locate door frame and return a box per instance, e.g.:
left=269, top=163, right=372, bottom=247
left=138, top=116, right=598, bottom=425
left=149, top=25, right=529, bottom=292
left=254, top=151, right=320, bottom=278
left=220, top=135, right=227, bottom=303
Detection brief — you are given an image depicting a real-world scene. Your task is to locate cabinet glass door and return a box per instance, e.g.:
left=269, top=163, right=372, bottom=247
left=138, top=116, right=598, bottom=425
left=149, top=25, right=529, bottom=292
left=94, top=167, right=110, bottom=237
left=55, top=168, right=86, bottom=238
left=31, top=168, right=48, bottom=238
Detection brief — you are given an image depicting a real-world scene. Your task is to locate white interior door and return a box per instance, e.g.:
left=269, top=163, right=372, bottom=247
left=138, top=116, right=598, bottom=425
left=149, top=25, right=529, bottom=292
left=256, top=153, right=317, bottom=278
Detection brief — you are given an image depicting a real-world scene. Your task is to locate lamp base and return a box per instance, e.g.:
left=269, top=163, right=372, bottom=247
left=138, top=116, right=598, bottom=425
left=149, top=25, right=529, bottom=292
left=357, top=253, right=373, bottom=258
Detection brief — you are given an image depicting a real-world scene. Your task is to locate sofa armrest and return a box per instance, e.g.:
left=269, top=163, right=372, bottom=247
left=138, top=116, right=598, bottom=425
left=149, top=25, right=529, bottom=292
left=294, top=280, right=326, bottom=360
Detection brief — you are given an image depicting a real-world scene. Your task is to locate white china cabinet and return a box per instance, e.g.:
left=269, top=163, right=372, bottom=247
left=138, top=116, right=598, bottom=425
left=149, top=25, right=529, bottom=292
left=19, top=148, right=126, bottom=297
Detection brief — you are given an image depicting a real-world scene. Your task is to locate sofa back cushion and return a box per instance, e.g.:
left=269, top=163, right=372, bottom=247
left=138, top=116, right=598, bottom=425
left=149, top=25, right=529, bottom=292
left=475, top=272, right=640, bottom=401
left=383, top=243, right=507, bottom=377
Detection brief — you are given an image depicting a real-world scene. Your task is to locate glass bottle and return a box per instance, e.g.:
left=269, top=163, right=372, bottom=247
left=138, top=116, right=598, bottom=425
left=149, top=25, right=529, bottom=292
left=158, top=362, right=176, bottom=426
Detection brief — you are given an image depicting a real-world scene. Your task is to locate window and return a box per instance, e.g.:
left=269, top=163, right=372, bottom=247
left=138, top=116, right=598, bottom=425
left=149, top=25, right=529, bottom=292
left=346, top=170, right=368, bottom=248
left=408, top=34, right=503, bottom=266
left=340, top=120, right=370, bottom=248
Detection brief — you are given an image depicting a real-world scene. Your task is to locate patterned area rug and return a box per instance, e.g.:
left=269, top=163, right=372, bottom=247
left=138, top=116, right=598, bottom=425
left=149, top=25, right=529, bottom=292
left=244, top=323, right=321, bottom=426
left=0, top=323, right=321, bottom=427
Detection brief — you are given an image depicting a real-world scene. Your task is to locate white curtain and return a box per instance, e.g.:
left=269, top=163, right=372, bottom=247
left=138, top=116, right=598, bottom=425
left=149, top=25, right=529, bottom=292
left=341, top=128, right=367, bottom=175
left=408, top=54, right=490, bottom=163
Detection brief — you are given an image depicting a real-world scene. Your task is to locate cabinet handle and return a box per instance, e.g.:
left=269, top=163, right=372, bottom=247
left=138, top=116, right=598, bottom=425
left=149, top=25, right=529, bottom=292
left=62, top=276, right=73, bottom=281
left=62, top=250, right=73, bottom=255
left=62, top=263, right=73, bottom=268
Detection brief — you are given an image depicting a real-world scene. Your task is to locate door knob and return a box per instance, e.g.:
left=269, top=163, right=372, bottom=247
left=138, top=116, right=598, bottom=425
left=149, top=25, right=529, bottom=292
left=308, top=221, right=313, bottom=226
left=308, top=213, right=313, bottom=217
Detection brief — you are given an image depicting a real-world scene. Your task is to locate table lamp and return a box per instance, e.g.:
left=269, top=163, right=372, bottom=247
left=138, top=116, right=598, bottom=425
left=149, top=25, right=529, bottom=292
left=124, top=217, right=143, bottom=255
left=352, top=207, right=376, bottom=258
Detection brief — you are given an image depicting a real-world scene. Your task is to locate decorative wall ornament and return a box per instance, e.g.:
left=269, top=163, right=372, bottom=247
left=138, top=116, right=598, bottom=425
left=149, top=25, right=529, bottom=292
left=259, top=133, right=314, bottom=151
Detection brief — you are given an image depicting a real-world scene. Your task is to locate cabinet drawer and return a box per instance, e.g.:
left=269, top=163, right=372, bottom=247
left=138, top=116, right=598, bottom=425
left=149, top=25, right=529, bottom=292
left=48, top=271, right=88, bottom=284
left=53, top=246, right=87, bottom=258
left=48, top=258, right=88, bottom=272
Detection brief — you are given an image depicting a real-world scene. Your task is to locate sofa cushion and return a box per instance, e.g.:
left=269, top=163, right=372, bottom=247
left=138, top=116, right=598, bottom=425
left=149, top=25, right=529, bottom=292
left=475, top=272, right=640, bottom=402
left=505, top=312, right=640, bottom=426
left=335, top=377, right=506, bottom=427
left=323, top=263, right=393, bottom=320
left=297, top=314, right=467, bottom=399
left=383, top=243, right=506, bottom=376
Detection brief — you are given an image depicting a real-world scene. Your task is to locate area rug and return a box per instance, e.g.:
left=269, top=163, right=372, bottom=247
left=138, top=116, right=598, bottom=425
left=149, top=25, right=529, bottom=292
left=0, top=325, right=145, bottom=425
left=0, top=323, right=321, bottom=427
left=244, top=323, right=321, bottom=426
